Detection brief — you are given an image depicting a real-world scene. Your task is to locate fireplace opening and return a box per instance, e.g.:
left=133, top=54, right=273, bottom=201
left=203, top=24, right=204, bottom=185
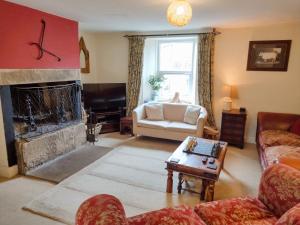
left=10, top=81, right=82, bottom=140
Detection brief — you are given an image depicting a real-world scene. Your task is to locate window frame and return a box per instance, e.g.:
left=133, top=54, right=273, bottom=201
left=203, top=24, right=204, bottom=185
left=156, top=37, right=197, bottom=101
left=157, top=38, right=196, bottom=75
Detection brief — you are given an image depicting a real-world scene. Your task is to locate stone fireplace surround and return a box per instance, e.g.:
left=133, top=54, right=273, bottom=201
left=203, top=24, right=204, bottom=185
left=0, top=69, right=84, bottom=178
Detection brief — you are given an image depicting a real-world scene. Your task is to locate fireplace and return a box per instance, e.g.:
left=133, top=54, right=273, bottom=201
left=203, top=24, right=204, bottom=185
left=10, top=80, right=86, bottom=174
left=11, top=81, right=81, bottom=140
left=0, top=69, right=87, bottom=177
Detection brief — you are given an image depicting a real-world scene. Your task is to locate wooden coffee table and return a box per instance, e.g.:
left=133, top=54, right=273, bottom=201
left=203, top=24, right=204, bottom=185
left=165, top=137, right=228, bottom=201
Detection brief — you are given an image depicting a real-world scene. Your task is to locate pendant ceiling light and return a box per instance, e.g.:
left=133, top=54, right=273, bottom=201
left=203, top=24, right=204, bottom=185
left=167, top=0, right=192, bottom=27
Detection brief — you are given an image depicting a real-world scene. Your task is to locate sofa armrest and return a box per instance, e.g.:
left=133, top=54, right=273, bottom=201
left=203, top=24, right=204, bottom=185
left=132, top=104, right=145, bottom=134
left=76, top=195, right=207, bottom=225
left=196, top=107, right=208, bottom=137
left=133, top=104, right=145, bottom=122
left=275, top=203, right=300, bottom=225
left=76, top=194, right=127, bottom=225
left=256, top=112, right=300, bottom=143
left=258, top=164, right=300, bottom=218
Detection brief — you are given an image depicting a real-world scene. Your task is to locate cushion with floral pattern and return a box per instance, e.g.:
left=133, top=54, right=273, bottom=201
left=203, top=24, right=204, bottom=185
left=194, top=197, right=277, bottom=225
left=264, top=145, right=300, bottom=167
left=259, top=130, right=300, bottom=149
left=128, top=205, right=206, bottom=225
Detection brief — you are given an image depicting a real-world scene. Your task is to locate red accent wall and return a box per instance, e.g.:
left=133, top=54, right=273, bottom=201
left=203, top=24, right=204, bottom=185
left=0, top=1, right=80, bottom=69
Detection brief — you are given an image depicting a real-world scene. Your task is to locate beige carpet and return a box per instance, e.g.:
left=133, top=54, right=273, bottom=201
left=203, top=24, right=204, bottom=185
left=26, top=144, right=113, bottom=183
left=23, top=133, right=262, bottom=225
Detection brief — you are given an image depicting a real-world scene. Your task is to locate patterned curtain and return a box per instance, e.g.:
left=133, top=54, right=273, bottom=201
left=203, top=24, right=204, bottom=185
left=126, top=36, right=145, bottom=116
left=198, top=33, right=216, bottom=128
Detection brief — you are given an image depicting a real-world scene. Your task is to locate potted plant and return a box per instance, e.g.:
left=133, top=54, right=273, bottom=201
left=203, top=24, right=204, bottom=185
left=148, top=74, right=165, bottom=101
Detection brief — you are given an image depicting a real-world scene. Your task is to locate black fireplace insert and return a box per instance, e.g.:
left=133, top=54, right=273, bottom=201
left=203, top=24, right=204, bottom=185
left=10, top=81, right=82, bottom=139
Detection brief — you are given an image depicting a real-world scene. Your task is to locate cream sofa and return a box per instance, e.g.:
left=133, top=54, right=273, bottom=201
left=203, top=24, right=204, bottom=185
left=132, top=103, right=207, bottom=141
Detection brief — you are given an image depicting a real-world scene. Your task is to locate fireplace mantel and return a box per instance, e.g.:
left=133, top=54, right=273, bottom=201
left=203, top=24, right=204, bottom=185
left=0, top=69, right=80, bottom=86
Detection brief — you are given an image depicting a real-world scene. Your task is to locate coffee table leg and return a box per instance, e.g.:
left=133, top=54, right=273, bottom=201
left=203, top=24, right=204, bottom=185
left=166, top=170, right=173, bottom=193
left=200, top=179, right=208, bottom=200
left=205, top=181, right=215, bottom=202
left=177, top=173, right=183, bottom=194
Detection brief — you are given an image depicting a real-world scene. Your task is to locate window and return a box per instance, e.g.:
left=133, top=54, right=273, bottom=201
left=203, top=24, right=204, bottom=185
left=157, top=37, right=197, bottom=103
left=142, top=36, right=197, bottom=104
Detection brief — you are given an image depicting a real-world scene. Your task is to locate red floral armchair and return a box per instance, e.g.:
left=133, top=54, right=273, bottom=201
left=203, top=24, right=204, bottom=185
left=76, top=164, right=300, bottom=225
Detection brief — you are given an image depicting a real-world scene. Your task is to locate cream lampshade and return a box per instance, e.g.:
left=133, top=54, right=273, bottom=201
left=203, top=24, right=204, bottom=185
left=223, top=85, right=233, bottom=111
left=167, top=0, right=192, bottom=27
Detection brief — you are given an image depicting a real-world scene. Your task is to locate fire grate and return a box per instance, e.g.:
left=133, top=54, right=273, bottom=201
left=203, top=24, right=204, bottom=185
left=11, top=82, right=82, bottom=140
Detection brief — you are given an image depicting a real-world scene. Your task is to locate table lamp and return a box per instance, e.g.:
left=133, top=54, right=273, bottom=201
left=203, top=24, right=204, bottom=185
left=223, top=85, right=233, bottom=111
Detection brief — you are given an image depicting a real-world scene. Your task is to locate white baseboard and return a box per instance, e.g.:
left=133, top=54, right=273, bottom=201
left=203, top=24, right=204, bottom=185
left=246, top=136, right=256, bottom=144
left=0, top=165, right=18, bottom=178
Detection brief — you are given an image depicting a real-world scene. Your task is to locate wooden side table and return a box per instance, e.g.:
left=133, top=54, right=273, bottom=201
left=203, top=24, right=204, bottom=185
left=120, top=116, right=133, bottom=135
left=220, top=109, right=247, bottom=149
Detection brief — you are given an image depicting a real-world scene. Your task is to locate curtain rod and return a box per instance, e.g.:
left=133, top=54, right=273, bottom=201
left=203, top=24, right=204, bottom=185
left=124, top=30, right=221, bottom=38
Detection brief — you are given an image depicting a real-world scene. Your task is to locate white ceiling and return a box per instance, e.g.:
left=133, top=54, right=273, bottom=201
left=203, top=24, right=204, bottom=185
left=8, top=0, right=300, bottom=32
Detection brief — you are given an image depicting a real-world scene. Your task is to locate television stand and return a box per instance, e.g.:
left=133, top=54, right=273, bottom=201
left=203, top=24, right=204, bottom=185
left=94, top=109, right=125, bottom=134
left=82, top=83, right=126, bottom=133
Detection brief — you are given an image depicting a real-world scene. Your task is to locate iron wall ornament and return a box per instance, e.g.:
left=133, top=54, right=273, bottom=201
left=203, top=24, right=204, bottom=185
left=30, top=19, right=62, bottom=61
left=246, top=40, right=291, bottom=71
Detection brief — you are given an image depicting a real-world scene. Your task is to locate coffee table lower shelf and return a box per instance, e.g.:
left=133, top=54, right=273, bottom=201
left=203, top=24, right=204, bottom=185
left=166, top=170, right=216, bottom=202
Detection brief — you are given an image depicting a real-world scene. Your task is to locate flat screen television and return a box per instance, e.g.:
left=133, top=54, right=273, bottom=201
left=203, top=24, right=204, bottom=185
left=82, top=83, right=126, bottom=112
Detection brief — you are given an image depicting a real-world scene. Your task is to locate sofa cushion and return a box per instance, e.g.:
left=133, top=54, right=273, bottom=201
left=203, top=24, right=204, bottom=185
left=259, top=130, right=300, bottom=149
left=278, top=153, right=300, bottom=170
left=264, top=145, right=300, bottom=168
left=166, top=121, right=197, bottom=134
left=137, top=120, right=170, bottom=130
left=163, top=103, right=187, bottom=122
left=145, top=104, right=164, bottom=120
left=275, top=203, right=300, bottom=225
left=258, top=164, right=300, bottom=217
left=290, top=119, right=300, bottom=136
left=194, top=197, right=277, bottom=225
left=184, top=105, right=201, bottom=125
left=128, top=205, right=206, bottom=225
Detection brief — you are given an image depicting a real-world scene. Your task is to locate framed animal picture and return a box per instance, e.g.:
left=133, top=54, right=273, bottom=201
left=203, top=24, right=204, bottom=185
left=246, top=40, right=291, bottom=71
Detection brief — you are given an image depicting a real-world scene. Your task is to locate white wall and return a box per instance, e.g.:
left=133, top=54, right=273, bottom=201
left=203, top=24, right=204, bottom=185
left=214, top=23, right=300, bottom=143
left=79, top=32, right=129, bottom=84
left=80, top=23, right=300, bottom=143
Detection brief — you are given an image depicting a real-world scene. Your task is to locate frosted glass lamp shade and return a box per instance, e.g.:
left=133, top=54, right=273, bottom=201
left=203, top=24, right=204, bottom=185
left=167, top=0, right=192, bottom=27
